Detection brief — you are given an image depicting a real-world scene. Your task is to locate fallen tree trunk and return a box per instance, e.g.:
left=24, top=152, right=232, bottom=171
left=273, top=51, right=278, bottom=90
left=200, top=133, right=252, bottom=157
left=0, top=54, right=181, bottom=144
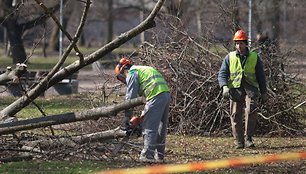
left=25, top=127, right=126, bottom=149
left=0, top=64, right=27, bottom=85
left=0, top=97, right=145, bottom=135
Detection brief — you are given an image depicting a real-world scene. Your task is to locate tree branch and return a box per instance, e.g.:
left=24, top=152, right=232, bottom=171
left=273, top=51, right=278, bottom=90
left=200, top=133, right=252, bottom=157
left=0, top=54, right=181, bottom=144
left=0, top=0, right=165, bottom=119
left=0, top=97, right=145, bottom=135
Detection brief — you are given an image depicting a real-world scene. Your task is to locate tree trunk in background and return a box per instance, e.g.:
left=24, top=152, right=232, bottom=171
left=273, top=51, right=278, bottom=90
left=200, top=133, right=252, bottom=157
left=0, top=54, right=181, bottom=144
left=265, top=0, right=280, bottom=50
left=78, top=33, right=85, bottom=47
left=48, top=18, right=69, bottom=52
left=47, top=0, right=76, bottom=52
left=43, top=21, right=48, bottom=57
left=0, top=0, right=164, bottom=119
left=270, top=0, right=281, bottom=50
left=5, top=20, right=27, bottom=63
left=232, top=0, right=240, bottom=32
left=253, top=1, right=262, bottom=34
left=48, top=21, right=59, bottom=51
left=165, top=0, right=185, bottom=17
left=106, top=0, right=113, bottom=43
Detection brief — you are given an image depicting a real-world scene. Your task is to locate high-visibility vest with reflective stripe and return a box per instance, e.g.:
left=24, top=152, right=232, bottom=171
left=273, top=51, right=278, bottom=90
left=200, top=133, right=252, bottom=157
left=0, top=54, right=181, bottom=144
left=129, top=66, right=170, bottom=100
left=228, top=51, right=259, bottom=88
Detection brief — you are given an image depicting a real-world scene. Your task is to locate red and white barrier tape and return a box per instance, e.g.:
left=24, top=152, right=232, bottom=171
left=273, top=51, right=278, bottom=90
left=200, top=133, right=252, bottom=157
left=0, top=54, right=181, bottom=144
left=100, top=151, right=306, bottom=174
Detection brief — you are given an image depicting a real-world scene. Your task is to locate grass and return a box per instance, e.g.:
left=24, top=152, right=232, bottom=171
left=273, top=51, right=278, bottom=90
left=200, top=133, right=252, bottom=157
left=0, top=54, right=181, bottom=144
left=99, top=135, right=306, bottom=174
left=0, top=160, right=110, bottom=174
left=0, top=95, right=90, bottom=119
left=0, top=45, right=305, bottom=173
left=0, top=135, right=305, bottom=174
left=0, top=94, right=305, bottom=173
left=0, top=109, right=304, bottom=171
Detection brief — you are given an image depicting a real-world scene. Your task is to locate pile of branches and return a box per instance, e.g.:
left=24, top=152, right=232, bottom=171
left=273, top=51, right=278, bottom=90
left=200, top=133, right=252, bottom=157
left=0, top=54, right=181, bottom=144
left=254, top=40, right=306, bottom=136
left=132, top=16, right=305, bottom=136
left=135, top=37, right=231, bottom=135
left=0, top=96, right=145, bottom=162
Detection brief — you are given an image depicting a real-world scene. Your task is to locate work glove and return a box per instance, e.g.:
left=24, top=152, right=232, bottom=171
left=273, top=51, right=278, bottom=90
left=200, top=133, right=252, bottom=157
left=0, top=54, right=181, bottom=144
left=260, top=93, right=268, bottom=103
left=222, top=86, right=230, bottom=99
left=129, top=116, right=143, bottom=128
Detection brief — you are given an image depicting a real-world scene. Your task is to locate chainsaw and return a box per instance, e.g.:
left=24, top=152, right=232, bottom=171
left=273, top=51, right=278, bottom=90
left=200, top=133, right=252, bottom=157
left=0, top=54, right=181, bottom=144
left=112, top=116, right=142, bottom=155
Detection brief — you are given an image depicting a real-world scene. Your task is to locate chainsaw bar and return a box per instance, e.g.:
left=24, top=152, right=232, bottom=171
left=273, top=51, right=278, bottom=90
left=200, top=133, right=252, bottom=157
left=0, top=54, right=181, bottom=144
left=112, top=135, right=130, bottom=155
left=112, top=126, right=142, bottom=155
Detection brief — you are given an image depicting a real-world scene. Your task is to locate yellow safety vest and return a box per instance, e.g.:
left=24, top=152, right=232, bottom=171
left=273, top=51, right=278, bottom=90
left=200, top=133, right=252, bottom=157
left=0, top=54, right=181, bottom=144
left=129, top=66, right=170, bottom=100
left=228, top=51, right=259, bottom=88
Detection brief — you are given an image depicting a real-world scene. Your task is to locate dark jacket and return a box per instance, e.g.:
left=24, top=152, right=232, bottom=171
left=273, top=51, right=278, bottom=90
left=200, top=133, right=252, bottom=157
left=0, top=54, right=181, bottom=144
left=218, top=49, right=267, bottom=100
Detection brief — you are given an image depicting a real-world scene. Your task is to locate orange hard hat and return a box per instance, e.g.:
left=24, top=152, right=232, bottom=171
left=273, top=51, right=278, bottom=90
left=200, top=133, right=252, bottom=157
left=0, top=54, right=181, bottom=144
left=233, top=29, right=248, bottom=41
left=114, top=57, right=132, bottom=84
left=114, top=57, right=132, bottom=76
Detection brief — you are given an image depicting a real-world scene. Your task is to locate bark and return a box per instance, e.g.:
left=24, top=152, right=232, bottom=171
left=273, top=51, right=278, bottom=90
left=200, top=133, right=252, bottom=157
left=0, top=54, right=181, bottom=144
left=47, top=1, right=71, bottom=51
left=269, top=0, right=280, bottom=50
left=0, top=0, right=165, bottom=119
left=106, top=0, right=113, bottom=43
left=253, top=1, right=262, bottom=33
left=0, top=97, right=145, bottom=135
left=48, top=22, right=60, bottom=51
left=4, top=20, right=27, bottom=63
left=25, top=127, right=126, bottom=149
left=0, top=1, right=62, bottom=63
left=232, top=0, right=240, bottom=31
left=0, top=64, right=27, bottom=85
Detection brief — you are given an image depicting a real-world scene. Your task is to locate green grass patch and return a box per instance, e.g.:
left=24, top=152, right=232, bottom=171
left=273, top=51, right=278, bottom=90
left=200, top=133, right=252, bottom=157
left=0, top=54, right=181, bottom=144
left=0, top=160, right=110, bottom=174
left=0, top=95, right=92, bottom=119
left=97, top=135, right=306, bottom=173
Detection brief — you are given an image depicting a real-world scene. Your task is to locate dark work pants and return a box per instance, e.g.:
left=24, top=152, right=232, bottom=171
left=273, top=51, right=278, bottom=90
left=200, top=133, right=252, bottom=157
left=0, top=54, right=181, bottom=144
left=230, top=95, right=258, bottom=144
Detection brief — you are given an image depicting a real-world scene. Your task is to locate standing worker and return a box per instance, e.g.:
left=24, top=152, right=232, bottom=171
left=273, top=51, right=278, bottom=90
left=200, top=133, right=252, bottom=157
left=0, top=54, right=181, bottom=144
left=115, top=57, right=171, bottom=162
left=218, top=29, right=268, bottom=149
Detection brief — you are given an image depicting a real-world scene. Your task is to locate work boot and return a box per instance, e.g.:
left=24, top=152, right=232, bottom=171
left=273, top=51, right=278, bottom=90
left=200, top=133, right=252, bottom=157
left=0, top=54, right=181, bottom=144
left=236, top=142, right=244, bottom=149
left=155, top=158, right=165, bottom=164
left=139, top=156, right=156, bottom=163
left=154, top=154, right=165, bottom=163
left=245, top=136, right=255, bottom=148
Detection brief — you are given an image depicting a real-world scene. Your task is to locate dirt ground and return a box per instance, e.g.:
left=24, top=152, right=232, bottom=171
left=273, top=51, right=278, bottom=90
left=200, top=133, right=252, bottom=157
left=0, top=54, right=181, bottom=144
left=103, top=135, right=306, bottom=174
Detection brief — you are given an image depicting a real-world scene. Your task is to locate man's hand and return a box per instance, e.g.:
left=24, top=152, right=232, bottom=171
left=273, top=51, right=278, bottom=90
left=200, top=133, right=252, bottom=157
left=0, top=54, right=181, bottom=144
left=222, top=86, right=230, bottom=98
left=261, top=93, right=268, bottom=103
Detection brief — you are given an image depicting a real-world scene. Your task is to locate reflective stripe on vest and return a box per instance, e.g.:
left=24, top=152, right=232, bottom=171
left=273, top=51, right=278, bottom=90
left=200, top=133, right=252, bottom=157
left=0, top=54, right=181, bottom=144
left=228, top=51, right=259, bottom=88
left=130, top=66, right=170, bottom=100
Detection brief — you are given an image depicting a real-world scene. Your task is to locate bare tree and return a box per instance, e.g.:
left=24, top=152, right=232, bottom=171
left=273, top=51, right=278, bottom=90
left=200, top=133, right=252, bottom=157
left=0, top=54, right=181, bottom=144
left=106, top=0, right=114, bottom=43
left=0, top=0, right=166, bottom=120
left=0, top=0, right=61, bottom=63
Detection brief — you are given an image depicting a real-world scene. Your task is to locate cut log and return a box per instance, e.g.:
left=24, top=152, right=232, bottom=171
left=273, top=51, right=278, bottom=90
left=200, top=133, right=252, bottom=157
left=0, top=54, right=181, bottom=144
left=25, top=127, right=126, bottom=149
left=0, top=97, right=145, bottom=135
left=0, top=64, right=27, bottom=85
